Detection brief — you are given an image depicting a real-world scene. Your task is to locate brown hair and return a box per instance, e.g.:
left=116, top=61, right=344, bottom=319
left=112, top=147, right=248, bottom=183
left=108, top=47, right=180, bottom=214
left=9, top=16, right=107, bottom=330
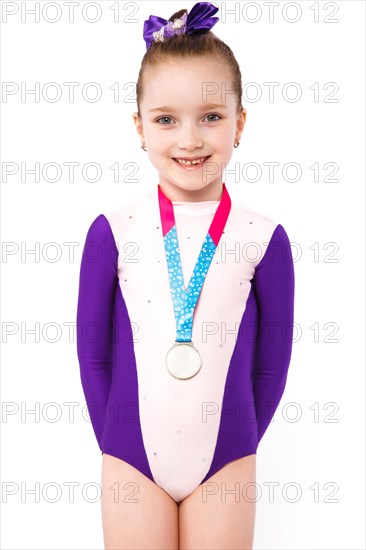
left=136, top=8, right=244, bottom=117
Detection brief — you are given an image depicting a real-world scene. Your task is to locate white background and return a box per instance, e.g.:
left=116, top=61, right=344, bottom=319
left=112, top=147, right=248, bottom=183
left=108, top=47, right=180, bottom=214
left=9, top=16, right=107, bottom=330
left=1, top=0, right=365, bottom=548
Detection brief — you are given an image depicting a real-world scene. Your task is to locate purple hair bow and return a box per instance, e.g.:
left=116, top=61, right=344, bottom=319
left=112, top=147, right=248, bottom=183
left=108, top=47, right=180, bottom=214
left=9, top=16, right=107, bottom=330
left=143, top=2, right=219, bottom=51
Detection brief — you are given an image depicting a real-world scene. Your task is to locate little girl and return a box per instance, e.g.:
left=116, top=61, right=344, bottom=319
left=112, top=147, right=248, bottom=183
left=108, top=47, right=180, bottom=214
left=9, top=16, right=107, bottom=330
left=76, top=3, right=295, bottom=549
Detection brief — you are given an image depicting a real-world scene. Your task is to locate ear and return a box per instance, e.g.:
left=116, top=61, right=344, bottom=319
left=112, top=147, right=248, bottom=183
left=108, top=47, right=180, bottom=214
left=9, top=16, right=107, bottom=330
left=235, top=107, right=247, bottom=143
left=132, top=112, right=145, bottom=143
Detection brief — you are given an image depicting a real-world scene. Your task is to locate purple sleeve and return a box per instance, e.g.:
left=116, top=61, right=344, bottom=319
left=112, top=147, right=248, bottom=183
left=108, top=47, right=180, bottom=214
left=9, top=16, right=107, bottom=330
left=252, top=223, right=295, bottom=444
left=76, top=214, right=118, bottom=451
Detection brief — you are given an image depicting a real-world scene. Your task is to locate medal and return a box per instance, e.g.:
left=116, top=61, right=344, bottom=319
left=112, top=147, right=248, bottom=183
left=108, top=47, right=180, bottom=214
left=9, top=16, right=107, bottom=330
left=158, top=182, right=232, bottom=380
left=166, top=341, right=202, bottom=380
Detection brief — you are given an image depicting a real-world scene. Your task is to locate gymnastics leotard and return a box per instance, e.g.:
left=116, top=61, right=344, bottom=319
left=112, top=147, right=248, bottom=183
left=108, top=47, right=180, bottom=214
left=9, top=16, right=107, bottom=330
left=76, top=182, right=295, bottom=504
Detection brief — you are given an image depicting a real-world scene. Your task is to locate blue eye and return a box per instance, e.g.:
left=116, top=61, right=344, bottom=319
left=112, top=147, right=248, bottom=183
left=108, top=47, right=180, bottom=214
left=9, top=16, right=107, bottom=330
left=155, top=113, right=222, bottom=125
left=204, top=114, right=221, bottom=122
left=156, top=116, right=173, bottom=125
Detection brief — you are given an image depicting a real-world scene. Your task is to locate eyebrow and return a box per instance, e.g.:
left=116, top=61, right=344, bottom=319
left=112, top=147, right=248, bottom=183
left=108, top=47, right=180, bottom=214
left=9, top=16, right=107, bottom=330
left=148, top=103, right=228, bottom=113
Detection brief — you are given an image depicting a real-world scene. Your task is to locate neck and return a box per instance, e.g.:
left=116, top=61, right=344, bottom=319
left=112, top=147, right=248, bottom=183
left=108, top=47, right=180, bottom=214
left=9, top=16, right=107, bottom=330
left=158, top=181, right=224, bottom=202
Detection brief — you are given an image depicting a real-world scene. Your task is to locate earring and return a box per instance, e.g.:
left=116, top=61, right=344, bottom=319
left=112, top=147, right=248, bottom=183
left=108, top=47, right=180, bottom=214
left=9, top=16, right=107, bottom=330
left=141, top=142, right=147, bottom=151
left=234, top=140, right=240, bottom=148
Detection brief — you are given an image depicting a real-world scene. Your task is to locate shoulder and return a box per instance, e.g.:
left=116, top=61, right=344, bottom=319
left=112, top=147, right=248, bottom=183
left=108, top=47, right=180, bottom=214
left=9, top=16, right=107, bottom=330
left=232, top=199, right=278, bottom=229
left=102, top=187, right=157, bottom=240
left=105, top=187, right=156, bottom=221
left=229, top=195, right=292, bottom=268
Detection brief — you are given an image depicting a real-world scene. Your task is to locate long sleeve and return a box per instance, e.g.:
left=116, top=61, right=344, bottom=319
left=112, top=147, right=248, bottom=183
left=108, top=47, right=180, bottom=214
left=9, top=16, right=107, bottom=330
left=252, top=223, right=295, bottom=444
left=76, top=214, right=119, bottom=451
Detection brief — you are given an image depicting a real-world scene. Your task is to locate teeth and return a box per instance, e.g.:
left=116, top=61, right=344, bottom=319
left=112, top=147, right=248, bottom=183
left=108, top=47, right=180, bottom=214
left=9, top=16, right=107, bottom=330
left=175, top=156, right=207, bottom=166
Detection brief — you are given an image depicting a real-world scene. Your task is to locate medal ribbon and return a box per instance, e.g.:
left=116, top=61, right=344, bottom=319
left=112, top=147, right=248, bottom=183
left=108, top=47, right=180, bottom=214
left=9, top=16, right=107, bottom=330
left=158, top=183, right=231, bottom=343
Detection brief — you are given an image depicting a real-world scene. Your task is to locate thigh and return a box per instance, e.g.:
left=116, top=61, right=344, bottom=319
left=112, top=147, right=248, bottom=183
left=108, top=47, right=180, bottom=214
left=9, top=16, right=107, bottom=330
left=178, top=454, right=257, bottom=550
left=101, top=453, right=179, bottom=550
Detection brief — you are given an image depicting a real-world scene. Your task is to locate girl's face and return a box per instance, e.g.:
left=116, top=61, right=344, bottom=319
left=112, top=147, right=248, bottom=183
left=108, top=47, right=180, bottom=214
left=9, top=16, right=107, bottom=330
left=133, top=56, right=246, bottom=201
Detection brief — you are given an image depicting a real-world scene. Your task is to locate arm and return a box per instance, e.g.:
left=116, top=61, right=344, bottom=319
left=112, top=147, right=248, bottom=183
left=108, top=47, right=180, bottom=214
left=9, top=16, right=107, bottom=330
left=76, top=214, right=118, bottom=451
left=252, top=223, right=295, bottom=444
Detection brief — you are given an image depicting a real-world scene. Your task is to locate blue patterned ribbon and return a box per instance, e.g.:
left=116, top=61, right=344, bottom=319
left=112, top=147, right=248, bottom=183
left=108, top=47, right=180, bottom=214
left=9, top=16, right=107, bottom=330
left=158, top=183, right=231, bottom=342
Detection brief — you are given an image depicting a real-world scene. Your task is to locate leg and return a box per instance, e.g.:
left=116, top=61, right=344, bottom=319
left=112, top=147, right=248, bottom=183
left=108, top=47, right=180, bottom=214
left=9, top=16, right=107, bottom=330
left=101, top=453, right=179, bottom=549
left=178, top=454, right=257, bottom=550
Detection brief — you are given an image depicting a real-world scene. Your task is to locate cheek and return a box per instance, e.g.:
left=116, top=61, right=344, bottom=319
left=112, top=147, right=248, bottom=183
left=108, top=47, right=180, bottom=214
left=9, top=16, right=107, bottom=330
left=146, top=141, right=172, bottom=166
left=212, top=133, right=234, bottom=155
left=211, top=125, right=234, bottom=144
left=148, top=130, right=171, bottom=152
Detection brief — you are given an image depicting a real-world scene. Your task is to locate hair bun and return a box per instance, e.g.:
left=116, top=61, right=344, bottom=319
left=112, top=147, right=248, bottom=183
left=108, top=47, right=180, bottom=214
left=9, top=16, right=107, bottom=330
left=169, top=9, right=188, bottom=23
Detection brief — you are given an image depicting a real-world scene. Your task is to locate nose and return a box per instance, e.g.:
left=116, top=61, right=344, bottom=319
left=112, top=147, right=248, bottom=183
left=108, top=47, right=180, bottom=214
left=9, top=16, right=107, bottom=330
left=177, top=122, right=203, bottom=151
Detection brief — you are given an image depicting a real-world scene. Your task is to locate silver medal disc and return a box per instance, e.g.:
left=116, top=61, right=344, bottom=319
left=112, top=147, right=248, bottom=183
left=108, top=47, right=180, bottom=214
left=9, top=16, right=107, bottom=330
left=166, top=342, right=202, bottom=380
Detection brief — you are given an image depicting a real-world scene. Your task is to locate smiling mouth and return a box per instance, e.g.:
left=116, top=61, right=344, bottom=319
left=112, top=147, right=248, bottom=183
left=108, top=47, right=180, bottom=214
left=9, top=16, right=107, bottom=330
left=173, top=156, right=211, bottom=166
